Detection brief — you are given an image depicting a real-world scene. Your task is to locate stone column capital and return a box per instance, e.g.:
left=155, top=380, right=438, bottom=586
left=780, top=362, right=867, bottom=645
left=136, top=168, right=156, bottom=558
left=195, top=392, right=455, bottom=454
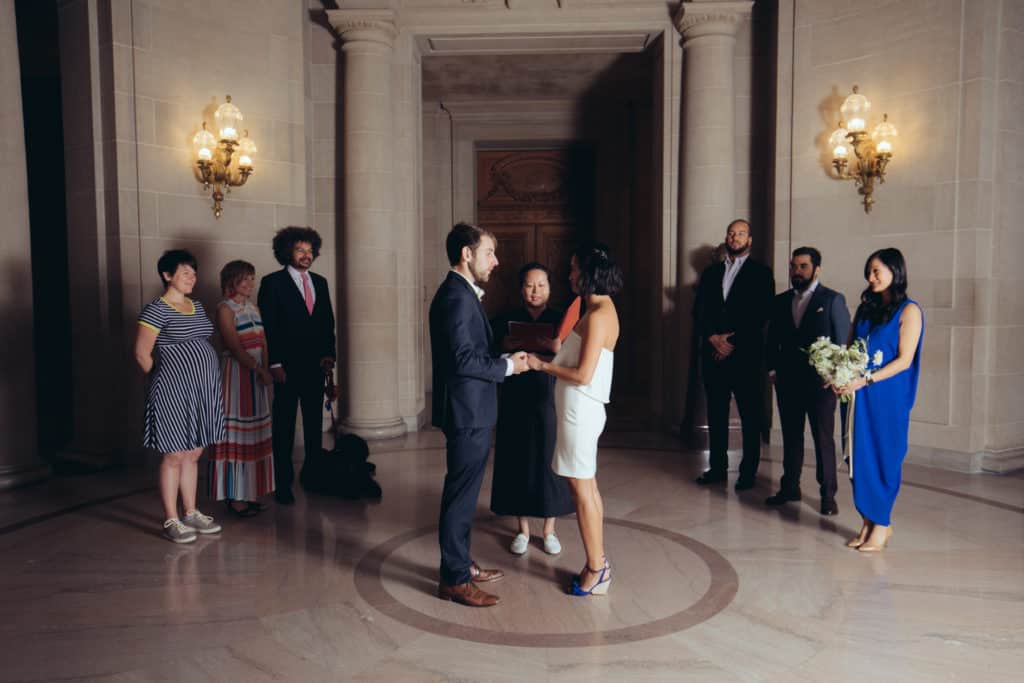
left=673, top=1, right=753, bottom=42
left=327, top=8, right=399, bottom=48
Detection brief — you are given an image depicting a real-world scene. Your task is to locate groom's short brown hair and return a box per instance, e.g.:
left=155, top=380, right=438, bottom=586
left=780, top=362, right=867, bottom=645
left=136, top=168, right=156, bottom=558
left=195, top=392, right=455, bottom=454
left=445, top=222, right=495, bottom=266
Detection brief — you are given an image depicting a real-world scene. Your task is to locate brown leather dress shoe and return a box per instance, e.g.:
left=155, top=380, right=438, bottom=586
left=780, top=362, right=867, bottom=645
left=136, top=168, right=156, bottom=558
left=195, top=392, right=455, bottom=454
left=469, top=563, right=504, bottom=583
left=438, top=581, right=500, bottom=607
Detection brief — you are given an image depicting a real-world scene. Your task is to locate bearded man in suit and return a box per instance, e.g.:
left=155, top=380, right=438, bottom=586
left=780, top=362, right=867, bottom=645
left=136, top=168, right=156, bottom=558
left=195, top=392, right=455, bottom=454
left=765, top=246, right=850, bottom=515
left=429, top=222, right=529, bottom=607
left=693, top=219, right=775, bottom=491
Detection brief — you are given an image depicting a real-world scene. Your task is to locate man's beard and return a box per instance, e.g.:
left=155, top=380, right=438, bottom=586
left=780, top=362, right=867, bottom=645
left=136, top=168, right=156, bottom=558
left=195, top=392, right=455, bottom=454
left=725, top=243, right=750, bottom=257
left=791, top=276, right=810, bottom=291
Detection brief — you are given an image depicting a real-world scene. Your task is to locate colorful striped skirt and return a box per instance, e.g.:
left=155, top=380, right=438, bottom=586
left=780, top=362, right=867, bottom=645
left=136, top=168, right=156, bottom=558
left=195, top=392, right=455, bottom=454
left=208, top=348, right=274, bottom=501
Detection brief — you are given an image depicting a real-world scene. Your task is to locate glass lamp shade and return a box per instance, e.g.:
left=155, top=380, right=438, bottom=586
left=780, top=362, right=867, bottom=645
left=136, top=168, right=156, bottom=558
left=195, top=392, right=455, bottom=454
left=192, top=127, right=217, bottom=161
left=870, top=115, right=898, bottom=155
left=829, top=127, right=850, bottom=159
left=214, top=95, right=243, bottom=141
left=237, top=134, right=257, bottom=168
left=840, top=87, right=871, bottom=133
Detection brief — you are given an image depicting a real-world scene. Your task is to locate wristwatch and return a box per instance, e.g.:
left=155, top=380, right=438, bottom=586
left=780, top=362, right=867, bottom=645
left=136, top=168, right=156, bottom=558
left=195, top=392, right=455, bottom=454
left=865, top=372, right=874, bottom=386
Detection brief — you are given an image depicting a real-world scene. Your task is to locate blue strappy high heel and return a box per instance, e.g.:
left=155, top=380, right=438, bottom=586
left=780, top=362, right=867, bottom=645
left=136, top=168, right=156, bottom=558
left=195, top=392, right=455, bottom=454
left=569, top=559, right=611, bottom=596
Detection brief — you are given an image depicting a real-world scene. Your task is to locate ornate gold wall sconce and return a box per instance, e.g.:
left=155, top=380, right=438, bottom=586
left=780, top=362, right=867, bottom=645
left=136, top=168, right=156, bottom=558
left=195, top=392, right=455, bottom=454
left=191, top=95, right=257, bottom=218
left=828, top=85, right=898, bottom=213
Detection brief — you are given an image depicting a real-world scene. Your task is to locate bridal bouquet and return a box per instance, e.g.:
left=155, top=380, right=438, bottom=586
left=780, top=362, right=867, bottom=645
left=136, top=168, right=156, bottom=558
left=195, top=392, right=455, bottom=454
left=804, top=337, right=883, bottom=402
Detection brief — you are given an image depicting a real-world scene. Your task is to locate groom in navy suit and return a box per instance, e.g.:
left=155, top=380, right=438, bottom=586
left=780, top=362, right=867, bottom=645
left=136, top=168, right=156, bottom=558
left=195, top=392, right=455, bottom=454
left=429, top=222, right=528, bottom=607
left=765, top=246, right=850, bottom=514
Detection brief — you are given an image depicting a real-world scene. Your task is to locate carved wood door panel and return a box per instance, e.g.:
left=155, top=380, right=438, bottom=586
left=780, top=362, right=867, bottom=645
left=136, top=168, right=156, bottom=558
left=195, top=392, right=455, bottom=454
left=476, top=149, right=589, bottom=319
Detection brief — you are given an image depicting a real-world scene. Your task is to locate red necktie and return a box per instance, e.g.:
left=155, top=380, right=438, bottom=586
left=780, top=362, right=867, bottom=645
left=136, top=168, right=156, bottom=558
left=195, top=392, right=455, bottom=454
left=302, top=272, right=314, bottom=315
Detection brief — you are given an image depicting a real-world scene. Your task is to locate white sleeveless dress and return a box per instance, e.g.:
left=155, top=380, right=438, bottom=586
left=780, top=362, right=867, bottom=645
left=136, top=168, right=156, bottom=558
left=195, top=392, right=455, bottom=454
left=551, top=331, right=614, bottom=479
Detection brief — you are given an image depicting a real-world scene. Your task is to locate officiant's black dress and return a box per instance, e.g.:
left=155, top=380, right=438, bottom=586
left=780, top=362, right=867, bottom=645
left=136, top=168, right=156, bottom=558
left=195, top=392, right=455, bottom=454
left=489, top=307, right=574, bottom=518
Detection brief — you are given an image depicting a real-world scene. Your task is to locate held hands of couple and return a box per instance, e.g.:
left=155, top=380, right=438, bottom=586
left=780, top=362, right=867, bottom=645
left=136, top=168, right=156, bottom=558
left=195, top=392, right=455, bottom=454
left=509, top=351, right=530, bottom=375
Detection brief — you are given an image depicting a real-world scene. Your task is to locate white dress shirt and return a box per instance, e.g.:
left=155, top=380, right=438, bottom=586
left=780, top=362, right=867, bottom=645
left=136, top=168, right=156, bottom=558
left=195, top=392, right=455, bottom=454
left=451, top=269, right=513, bottom=376
left=722, top=253, right=749, bottom=300
left=792, top=279, right=820, bottom=327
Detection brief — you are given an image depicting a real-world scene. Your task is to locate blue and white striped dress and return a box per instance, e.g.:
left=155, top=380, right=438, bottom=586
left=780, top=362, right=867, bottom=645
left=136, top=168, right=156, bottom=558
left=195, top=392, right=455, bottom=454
left=138, top=297, right=226, bottom=453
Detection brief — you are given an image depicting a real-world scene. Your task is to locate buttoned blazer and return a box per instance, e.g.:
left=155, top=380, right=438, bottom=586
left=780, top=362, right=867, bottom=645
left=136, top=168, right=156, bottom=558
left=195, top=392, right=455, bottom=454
left=429, top=271, right=507, bottom=430
left=765, top=284, right=851, bottom=379
left=693, top=258, right=775, bottom=370
left=257, top=268, right=336, bottom=375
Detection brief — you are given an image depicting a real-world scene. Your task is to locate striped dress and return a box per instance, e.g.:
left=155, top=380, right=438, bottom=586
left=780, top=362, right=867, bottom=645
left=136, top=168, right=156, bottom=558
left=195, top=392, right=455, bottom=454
left=208, top=299, right=275, bottom=500
left=138, top=297, right=225, bottom=453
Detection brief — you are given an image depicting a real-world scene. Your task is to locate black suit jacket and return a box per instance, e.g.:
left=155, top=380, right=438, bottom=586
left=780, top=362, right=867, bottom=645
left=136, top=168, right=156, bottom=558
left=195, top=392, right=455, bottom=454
left=429, top=271, right=508, bottom=430
left=766, top=284, right=850, bottom=382
left=693, top=257, right=774, bottom=372
left=257, top=268, right=336, bottom=377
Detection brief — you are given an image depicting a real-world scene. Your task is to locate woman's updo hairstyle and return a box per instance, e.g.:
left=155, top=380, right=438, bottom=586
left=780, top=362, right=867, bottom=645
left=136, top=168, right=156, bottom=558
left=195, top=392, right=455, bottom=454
left=573, top=241, right=623, bottom=297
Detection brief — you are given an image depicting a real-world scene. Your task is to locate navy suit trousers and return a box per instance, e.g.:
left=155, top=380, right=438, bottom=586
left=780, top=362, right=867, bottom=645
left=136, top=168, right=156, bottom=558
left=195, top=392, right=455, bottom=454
left=438, top=426, right=492, bottom=586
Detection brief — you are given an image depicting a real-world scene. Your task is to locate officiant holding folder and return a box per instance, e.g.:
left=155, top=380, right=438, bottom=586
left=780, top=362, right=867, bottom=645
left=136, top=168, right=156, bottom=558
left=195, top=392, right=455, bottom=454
left=490, top=263, right=575, bottom=557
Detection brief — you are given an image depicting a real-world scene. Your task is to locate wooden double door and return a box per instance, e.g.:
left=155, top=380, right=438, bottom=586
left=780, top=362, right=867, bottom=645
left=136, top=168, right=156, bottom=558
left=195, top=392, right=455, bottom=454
left=475, top=148, right=592, bottom=319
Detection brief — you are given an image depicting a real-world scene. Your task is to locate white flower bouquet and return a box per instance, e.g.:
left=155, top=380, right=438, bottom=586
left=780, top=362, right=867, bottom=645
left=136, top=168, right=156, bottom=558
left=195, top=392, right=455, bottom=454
left=804, top=337, right=883, bottom=402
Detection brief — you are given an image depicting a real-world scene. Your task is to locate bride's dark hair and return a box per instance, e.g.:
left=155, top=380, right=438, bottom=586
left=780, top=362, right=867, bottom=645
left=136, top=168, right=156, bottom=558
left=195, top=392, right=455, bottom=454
left=854, top=247, right=908, bottom=328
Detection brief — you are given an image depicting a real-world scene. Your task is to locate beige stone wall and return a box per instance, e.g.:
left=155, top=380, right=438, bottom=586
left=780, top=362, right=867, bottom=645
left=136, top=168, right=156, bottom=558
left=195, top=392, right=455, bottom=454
left=58, top=0, right=317, bottom=456
left=774, top=0, right=1023, bottom=468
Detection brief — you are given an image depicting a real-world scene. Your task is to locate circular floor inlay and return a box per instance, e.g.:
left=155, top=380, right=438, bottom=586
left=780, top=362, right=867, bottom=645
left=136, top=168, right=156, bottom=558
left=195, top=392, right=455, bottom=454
left=354, top=517, right=739, bottom=647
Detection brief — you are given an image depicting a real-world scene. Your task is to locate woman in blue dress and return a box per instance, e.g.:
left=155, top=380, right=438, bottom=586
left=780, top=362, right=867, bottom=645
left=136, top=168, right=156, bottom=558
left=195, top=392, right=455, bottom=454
left=835, top=248, right=923, bottom=553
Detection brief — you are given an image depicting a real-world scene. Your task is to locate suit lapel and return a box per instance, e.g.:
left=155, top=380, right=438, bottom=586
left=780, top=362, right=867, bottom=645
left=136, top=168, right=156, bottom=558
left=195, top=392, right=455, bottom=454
left=281, top=268, right=308, bottom=314
left=448, top=271, right=492, bottom=343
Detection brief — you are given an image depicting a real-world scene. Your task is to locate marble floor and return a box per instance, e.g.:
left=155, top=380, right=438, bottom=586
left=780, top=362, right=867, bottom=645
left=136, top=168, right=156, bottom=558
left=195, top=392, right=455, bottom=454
left=1, top=430, right=1022, bottom=682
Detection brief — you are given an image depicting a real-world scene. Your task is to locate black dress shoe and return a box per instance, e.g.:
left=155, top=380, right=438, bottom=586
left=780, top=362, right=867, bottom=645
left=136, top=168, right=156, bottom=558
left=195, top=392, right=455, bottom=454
left=820, top=499, right=839, bottom=515
left=275, top=488, right=295, bottom=505
left=695, top=470, right=727, bottom=485
left=734, top=478, right=756, bottom=491
left=765, top=490, right=802, bottom=506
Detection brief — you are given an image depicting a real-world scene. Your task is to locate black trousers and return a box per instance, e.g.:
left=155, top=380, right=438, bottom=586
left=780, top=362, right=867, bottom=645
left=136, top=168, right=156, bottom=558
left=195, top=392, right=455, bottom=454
left=271, top=373, right=324, bottom=491
left=438, top=426, right=492, bottom=586
left=704, top=362, right=764, bottom=480
left=775, top=374, right=838, bottom=499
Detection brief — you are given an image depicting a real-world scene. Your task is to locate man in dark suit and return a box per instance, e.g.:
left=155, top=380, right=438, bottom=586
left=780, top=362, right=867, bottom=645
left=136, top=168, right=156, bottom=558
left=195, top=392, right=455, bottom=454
left=693, top=219, right=774, bottom=490
left=429, top=222, right=528, bottom=607
left=258, top=226, right=336, bottom=505
left=765, top=246, right=850, bottom=515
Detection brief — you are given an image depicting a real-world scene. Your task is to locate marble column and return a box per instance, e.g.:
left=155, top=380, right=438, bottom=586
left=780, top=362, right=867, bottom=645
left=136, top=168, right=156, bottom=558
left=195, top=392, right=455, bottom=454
left=0, top=0, right=49, bottom=489
left=327, top=9, right=406, bottom=440
left=673, top=1, right=752, bottom=443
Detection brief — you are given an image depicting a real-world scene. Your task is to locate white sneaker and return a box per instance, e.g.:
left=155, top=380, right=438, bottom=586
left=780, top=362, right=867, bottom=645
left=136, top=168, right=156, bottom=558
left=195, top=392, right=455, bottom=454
left=163, top=518, right=197, bottom=544
left=509, top=533, right=529, bottom=555
left=543, top=534, right=562, bottom=555
left=181, top=509, right=222, bottom=534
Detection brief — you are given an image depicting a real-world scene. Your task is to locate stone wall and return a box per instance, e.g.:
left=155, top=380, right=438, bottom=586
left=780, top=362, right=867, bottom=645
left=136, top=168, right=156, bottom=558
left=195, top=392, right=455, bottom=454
left=774, top=0, right=1023, bottom=470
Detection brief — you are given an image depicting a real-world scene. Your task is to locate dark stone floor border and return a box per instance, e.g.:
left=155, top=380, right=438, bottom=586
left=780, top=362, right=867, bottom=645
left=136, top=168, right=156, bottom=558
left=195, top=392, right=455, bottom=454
left=353, top=517, right=739, bottom=647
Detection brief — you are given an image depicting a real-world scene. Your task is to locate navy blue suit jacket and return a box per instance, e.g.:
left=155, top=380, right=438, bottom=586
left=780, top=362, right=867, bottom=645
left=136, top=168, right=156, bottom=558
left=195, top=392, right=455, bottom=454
left=429, top=271, right=508, bottom=430
left=766, top=284, right=850, bottom=382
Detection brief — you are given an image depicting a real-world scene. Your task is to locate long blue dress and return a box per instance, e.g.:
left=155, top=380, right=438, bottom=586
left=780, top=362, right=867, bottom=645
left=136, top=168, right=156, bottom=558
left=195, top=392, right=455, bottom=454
left=852, top=299, right=924, bottom=526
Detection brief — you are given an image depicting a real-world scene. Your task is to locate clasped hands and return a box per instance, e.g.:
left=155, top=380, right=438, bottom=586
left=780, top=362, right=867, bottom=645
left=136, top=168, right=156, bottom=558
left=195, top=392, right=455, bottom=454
left=709, top=333, right=735, bottom=362
left=506, top=351, right=548, bottom=374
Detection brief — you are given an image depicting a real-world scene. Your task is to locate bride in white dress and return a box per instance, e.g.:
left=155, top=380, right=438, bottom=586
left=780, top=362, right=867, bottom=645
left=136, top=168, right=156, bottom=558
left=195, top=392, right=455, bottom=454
left=528, top=243, right=622, bottom=596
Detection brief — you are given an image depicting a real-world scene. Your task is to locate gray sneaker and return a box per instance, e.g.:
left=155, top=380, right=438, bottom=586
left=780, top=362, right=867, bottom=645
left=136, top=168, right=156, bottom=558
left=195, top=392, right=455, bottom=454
left=163, top=518, right=197, bottom=544
left=181, top=509, right=222, bottom=534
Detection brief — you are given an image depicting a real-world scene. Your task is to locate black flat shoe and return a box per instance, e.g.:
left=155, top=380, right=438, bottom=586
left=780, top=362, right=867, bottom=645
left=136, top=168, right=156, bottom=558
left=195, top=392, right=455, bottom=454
left=224, top=500, right=258, bottom=518
left=734, top=478, right=756, bottom=491
left=695, top=470, right=727, bottom=485
left=820, top=499, right=839, bottom=516
left=275, top=489, right=295, bottom=505
left=766, top=490, right=801, bottom=505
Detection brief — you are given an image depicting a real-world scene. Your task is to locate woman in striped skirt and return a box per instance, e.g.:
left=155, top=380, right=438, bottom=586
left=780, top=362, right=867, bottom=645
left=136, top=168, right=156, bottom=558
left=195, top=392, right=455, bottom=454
left=135, top=250, right=226, bottom=543
left=209, top=260, right=275, bottom=515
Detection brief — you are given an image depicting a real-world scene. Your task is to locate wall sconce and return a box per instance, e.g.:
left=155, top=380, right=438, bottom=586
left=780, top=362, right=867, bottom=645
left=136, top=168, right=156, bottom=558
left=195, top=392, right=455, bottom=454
left=191, top=95, right=257, bottom=218
left=829, top=85, right=898, bottom=213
